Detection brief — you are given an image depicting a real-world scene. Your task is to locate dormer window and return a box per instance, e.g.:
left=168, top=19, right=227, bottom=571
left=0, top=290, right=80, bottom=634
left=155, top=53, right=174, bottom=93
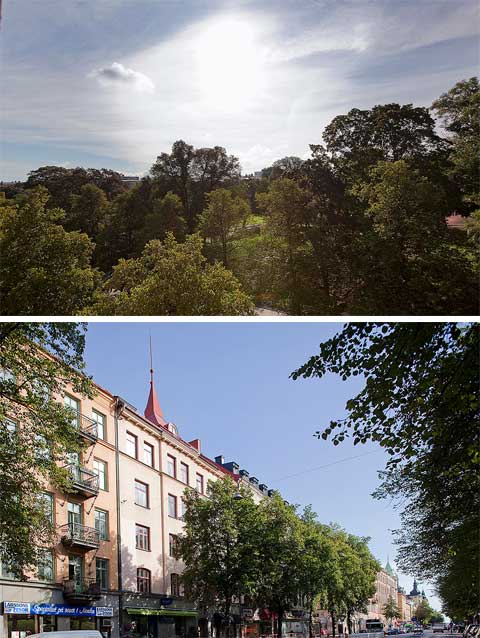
left=167, top=422, right=178, bottom=436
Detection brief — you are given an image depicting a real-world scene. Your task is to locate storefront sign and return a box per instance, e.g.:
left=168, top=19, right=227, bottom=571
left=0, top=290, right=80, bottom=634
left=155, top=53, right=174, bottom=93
left=3, top=602, right=113, bottom=617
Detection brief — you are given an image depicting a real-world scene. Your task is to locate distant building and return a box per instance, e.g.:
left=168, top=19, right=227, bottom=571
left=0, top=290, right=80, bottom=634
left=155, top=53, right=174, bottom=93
left=121, top=176, right=141, bottom=190
left=445, top=213, right=467, bottom=230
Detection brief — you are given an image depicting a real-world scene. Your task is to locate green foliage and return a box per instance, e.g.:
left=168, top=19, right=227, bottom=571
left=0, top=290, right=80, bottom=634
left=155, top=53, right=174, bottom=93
left=0, top=187, right=100, bottom=315
left=89, top=233, right=254, bottom=315
left=291, top=323, right=479, bottom=619
left=176, top=477, right=262, bottom=618
left=383, top=595, right=400, bottom=623
left=67, top=183, right=109, bottom=239
left=432, top=77, right=480, bottom=206
left=0, top=323, right=94, bottom=575
left=199, top=188, right=250, bottom=267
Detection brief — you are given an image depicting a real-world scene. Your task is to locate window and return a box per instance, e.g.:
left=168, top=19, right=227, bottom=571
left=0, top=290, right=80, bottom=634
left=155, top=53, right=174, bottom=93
left=35, top=434, right=51, bottom=461
left=168, top=494, right=177, bottom=518
left=137, top=568, right=151, bottom=593
left=126, top=431, right=138, bottom=458
left=38, top=492, right=54, bottom=523
left=93, top=459, right=107, bottom=491
left=144, top=442, right=154, bottom=467
left=135, top=480, right=149, bottom=508
left=96, top=558, right=109, bottom=590
left=180, top=499, right=187, bottom=520
left=196, top=473, right=204, bottom=494
left=135, top=524, right=150, bottom=551
left=169, top=534, right=179, bottom=557
left=95, top=509, right=109, bottom=540
left=0, top=368, right=15, bottom=383
left=37, top=550, right=54, bottom=582
left=166, top=454, right=176, bottom=478
left=64, top=395, right=80, bottom=427
left=0, top=559, right=15, bottom=579
left=179, top=462, right=189, bottom=484
left=67, top=502, right=82, bottom=528
left=171, top=573, right=181, bottom=597
left=92, top=410, right=105, bottom=440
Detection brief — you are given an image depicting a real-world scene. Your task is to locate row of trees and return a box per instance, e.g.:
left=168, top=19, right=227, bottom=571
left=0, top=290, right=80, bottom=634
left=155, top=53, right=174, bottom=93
left=291, top=322, right=479, bottom=621
left=176, top=477, right=380, bottom=638
left=1, top=77, right=478, bottom=315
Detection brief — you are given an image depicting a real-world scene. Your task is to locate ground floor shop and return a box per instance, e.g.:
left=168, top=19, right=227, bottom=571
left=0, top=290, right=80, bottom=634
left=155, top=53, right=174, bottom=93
left=122, top=594, right=197, bottom=638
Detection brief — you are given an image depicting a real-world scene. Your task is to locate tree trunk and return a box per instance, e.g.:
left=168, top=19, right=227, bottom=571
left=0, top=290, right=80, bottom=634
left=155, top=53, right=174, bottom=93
left=331, top=612, right=336, bottom=638
left=309, top=602, right=314, bottom=638
left=347, top=611, right=352, bottom=635
left=278, top=608, right=284, bottom=638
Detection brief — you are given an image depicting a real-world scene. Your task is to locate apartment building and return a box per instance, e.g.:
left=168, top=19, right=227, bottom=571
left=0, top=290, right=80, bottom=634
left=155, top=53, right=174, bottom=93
left=1, top=366, right=271, bottom=638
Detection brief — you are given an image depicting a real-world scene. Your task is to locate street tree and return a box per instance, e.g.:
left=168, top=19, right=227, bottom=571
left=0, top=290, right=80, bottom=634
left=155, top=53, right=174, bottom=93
left=199, top=189, right=250, bottom=267
left=291, top=323, right=479, bottom=621
left=176, top=477, right=262, bottom=636
left=0, top=323, right=94, bottom=575
left=0, top=187, right=99, bottom=315
left=256, top=494, right=306, bottom=638
left=383, top=595, right=400, bottom=626
left=89, top=233, right=254, bottom=316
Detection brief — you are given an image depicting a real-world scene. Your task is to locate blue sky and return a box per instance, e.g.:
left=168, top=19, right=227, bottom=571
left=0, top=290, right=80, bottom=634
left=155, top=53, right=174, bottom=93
left=1, top=0, right=478, bottom=181
left=83, top=321, right=442, bottom=610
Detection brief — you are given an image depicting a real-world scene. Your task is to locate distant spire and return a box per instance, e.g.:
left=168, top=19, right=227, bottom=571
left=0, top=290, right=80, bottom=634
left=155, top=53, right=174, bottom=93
left=144, top=335, right=167, bottom=427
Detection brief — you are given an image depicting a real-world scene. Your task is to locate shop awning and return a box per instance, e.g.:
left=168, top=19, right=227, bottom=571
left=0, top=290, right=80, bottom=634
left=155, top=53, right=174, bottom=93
left=126, top=608, right=197, bottom=617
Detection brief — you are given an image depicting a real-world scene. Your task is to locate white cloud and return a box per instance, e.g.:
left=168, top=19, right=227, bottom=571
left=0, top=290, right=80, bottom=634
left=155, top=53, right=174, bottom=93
left=90, top=62, right=155, bottom=93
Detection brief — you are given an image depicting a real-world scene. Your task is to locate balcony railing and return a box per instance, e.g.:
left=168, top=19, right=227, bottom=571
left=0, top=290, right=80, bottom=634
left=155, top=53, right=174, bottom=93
left=60, top=523, right=100, bottom=549
left=63, top=577, right=101, bottom=600
left=66, top=464, right=99, bottom=497
left=77, top=414, right=98, bottom=443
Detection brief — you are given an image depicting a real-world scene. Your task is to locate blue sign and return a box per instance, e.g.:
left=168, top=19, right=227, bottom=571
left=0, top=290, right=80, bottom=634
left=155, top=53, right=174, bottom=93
left=160, top=598, right=173, bottom=607
left=3, top=602, right=113, bottom=618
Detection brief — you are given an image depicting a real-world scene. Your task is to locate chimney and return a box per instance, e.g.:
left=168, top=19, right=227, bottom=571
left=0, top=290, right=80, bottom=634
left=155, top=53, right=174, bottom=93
left=215, top=455, right=225, bottom=465
left=189, top=439, right=201, bottom=453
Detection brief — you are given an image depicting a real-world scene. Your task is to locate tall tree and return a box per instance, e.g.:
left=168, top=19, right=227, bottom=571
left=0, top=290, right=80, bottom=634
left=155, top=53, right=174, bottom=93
left=66, top=183, right=109, bottom=239
left=142, top=191, right=187, bottom=244
left=0, top=187, right=99, bottom=315
left=176, top=477, right=262, bottom=636
left=291, top=323, right=479, bottom=620
left=0, top=323, right=94, bottom=575
left=432, top=77, right=480, bottom=208
left=383, top=595, right=400, bottom=626
left=199, top=189, right=250, bottom=267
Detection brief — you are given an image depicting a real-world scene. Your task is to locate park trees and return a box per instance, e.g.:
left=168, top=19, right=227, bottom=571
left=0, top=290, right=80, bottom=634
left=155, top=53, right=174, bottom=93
left=66, top=183, right=109, bottom=240
left=291, top=322, right=479, bottom=620
left=89, top=233, right=254, bottom=316
left=199, top=189, right=250, bottom=267
left=0, top=187, right=99, bottom=315
left=0, top=322, right=94, bottom=575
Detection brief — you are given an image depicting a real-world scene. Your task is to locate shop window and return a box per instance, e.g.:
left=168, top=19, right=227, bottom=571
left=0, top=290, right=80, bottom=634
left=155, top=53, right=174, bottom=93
left=171, top=572, right=181, bottom=597
left=137, top=567, right=151, bottom=593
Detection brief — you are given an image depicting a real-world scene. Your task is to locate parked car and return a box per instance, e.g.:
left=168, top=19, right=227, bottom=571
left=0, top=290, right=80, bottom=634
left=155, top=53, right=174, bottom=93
left=433, top=625, right=445, bottom=633
left=414, top=628, right=423, bottom=635
left=385, top=630, right=400, bottom=636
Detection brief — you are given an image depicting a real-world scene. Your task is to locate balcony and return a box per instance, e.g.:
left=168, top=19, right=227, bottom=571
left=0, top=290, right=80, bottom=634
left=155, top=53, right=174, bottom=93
left=63, top=577, right=101, bottom=601
left=66, top=464, right=99, bottom=498
left=76, top=414, right=98, bottom=443
left=60, top=523, right=100, bottom=550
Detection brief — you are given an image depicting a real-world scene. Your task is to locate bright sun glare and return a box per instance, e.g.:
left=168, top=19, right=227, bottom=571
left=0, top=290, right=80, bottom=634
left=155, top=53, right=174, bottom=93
left=195, top=17, right=266, bottom=111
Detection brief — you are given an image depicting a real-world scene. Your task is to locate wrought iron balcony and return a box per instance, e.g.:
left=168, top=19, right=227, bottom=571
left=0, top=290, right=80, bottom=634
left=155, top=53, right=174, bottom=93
left=76, top=413, right=98, bottom=443
left=60, top=523, right=100, bottom=549
left=66, top=464, right=99, bottom=497
left=63, top=577, right=101, bottom=601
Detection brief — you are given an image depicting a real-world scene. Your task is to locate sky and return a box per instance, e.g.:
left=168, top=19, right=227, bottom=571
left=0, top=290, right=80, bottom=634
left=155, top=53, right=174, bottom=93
left=82, top=321, right=442, bottom=611
left=1, top=0, right=478, bottom=181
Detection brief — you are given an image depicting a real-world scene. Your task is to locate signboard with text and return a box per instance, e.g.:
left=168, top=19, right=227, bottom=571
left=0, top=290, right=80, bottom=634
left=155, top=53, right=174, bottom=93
left=3, top=602, right=113, bottom=617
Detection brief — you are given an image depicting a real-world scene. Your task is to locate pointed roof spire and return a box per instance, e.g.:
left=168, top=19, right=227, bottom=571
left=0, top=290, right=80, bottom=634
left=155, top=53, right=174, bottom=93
left=144, top=335, right=167, bottom=428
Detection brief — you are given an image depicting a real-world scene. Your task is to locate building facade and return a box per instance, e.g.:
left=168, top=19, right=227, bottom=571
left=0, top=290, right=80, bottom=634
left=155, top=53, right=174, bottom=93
left=0, top=366, right=270, bottom=638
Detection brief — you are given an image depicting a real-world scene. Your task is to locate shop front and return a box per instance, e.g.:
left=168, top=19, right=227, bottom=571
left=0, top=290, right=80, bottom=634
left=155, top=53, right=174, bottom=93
left=124, top=607, right=198, bottom=638
left=1, top=601, right=114, bottom=638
